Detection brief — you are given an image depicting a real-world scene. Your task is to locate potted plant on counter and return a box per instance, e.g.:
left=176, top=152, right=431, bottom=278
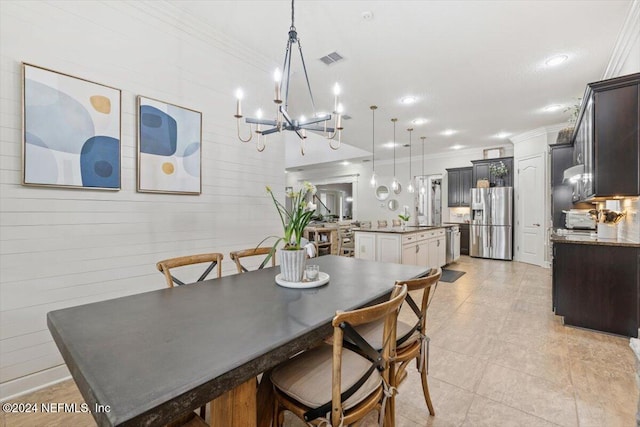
left=398, top=213, right=410, bottom=230
left=264, top=182, right=317, bottom=282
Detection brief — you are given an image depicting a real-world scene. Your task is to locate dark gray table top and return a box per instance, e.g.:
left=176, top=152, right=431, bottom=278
left=47, top=256, right=429, bottom=426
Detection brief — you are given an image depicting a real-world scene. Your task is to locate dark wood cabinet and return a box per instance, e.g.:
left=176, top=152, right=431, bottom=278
left=471, top=157, right=514, bottom=187
left=553, top=242, right=640, bottom=337
left=446, top=167, right=472, bottom=207
left=459, top=223, right=470, bottom=255
left=549, top=144, right=592, bottom=228
left=571, top=73, right=640, bottom=200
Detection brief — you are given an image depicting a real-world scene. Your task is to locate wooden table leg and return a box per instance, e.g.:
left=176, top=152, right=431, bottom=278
left=210, top=378, right=257, bottom=427
left=256, top=369, right=274, bottom=427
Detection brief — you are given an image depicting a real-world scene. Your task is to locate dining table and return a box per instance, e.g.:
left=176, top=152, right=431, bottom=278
left=47, top=255, right=430, bottom=427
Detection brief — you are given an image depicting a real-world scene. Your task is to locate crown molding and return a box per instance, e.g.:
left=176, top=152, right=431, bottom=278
left=603, top=0, right=640, bottom=78
left=511, top=123, right=568, bottom=144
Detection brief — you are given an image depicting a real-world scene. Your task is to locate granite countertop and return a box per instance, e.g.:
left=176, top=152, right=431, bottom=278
left=354, top=225, right=445, bottom=234
left=551, top=233, right=640, bottom=248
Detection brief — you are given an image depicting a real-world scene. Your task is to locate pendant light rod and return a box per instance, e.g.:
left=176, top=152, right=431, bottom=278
left=392, top=118, right=397, bottom=177
left=369, top=106, right=378, bottom=188
left=420, top=136, right=426, bottom=177
left=371, top=106, right=377, bottom=171
left=407, top=128, right=414, bottom=193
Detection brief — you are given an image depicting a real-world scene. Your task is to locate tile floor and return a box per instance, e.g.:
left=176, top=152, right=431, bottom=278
left=3, top=256, right=638, bottom=427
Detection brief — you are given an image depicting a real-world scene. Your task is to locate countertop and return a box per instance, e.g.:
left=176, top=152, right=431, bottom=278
left=550, top=233, right=640, bottom=248
left=354, top=225, right=446, bottom=234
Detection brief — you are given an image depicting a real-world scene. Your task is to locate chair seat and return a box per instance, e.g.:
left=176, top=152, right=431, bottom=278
left=271, top=344, right=382, bottom=412
left=355, top=319, right=421, bottom=350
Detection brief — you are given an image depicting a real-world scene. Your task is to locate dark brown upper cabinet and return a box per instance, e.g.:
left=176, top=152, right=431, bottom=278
left=446, top=167, right=472, bottom=207
left=471, top=157, right=514, bottom=187
left=572, top=73, right=640, bottom=200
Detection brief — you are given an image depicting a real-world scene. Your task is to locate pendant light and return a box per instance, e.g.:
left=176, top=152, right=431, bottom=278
left=407, top=128, right=415, bottom=193
left=420, top=136, right=426, bottom=194
left=369, top=106, right=378, bottom=188
left=391, top=118, right=399, bottom=192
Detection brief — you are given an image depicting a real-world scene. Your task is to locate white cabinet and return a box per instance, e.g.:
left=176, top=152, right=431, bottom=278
left=355, top=228, right=447, bottom=268
left=377, top=234, right=402, bottom=263
left=355, top=232, right=376, bottom=261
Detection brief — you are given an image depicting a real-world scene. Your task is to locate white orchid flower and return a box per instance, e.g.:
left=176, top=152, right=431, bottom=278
left=306, top=202, right=317, bottom=211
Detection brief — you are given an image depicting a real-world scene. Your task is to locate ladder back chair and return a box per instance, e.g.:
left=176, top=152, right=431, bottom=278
left=392, top=219, right=402, bottom=227
left=229, top=247, right=275, bottom=274
left=353, top=268, right=441, bottom=420
left=377, top=220, right=388, bottom=228
left=156, top=253, right=224, bottom=288
left=271, top=284, right=408, bottom=427
left=155, top=252, right=224, bottom=420
left=337, top=226, right=355, bottom=257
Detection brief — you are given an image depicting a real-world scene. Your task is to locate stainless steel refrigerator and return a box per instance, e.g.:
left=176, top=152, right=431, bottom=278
left=470, top=187, right=513, bottom=260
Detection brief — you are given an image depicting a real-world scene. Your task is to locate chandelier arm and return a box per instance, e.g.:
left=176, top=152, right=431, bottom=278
left=284, top=38, right=294, bottom=111
left=329, top=132, right=341, bottom=150
left=257, top=134, right=266, bottom=152
left=237, top=119, right=253, bottom=143
left=296, top=39, right=318, bottom=114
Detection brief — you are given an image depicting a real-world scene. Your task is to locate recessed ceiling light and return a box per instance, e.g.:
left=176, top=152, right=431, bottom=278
left=384, top=142, right=398, bottom=149
left=451, top=145, right=464, bottom=150
left=361, top=11, right=373, bottom=21
left=412, top=118, right=427, bottom=125
left=441, top=129, right=457, bottom=136
left=545, top=54, right=568, bottom=67
left=400, top=96, right=417, bottom=105
left=341, top=161, right=350, bottom=166
left=495, top=132, right=511, bottom=139
left=544, top=104, right=563, bottom=112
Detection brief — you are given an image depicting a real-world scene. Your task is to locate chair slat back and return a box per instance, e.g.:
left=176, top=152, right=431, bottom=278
left=229, top=247, right=275, bottom=273
left=395, top=267, right=441, bottom=334
left=327, top=284, right=408, bottom=422
left=156, top=253, right=224, bottom=288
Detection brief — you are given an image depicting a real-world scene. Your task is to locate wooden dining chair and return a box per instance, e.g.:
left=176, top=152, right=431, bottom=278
left=392, top=219, right=402, bottom=227
left=377, top=220, right=388, bottom=228
left=229, top=247, right=275, bottom=273
left=353, top=268, right=441, bottom=420
left=155, top=252, right=224, bottom=421
left=271, top=284, right=408, bottom=427
left=156, top=253, right=224, bottom=288
left=337, top=226, right=355, bottom=257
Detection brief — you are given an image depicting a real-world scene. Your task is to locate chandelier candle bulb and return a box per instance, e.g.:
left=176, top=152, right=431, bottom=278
left=235, top=89, right=243, bottom=117
left=274, top=68, right=282, bottom=103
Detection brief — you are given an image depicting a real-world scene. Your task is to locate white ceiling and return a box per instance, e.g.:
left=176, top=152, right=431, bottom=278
left=179, top=0, right=632, bottom=167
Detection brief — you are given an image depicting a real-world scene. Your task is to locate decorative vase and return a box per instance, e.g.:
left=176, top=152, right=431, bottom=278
left=496, top=177, right=505, bottom=187
left=279, top=248, right=306, bottom=282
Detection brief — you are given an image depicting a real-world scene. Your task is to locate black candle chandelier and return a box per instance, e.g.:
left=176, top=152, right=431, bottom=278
left=233, top=0, right=344, bottom=155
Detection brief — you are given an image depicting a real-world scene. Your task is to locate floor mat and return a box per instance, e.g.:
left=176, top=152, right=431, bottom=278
left=440, top=269, right=466, bottom=283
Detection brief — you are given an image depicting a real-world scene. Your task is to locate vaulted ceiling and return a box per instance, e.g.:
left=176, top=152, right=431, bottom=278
left=180, top=0, right=632, bottom=166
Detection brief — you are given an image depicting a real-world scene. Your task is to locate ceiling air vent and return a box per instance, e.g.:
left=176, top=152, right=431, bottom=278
left=342, top=115, right=352, bottom=120
left=319, top=51, right=344, bottom=65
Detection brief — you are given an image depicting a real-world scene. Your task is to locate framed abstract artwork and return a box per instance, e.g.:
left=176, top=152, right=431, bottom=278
left=137, top=96, right=202, bottom=195
left=22, top=63, right=121, bottom=190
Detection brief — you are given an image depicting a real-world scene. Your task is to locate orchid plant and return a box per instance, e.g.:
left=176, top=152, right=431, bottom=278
left=264, top=182, right=317, bottom=251
left=398, top=214, right=410, bottom=222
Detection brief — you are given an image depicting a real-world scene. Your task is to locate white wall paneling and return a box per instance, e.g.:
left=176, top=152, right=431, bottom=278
left=0, top=1, right=285, bottom=399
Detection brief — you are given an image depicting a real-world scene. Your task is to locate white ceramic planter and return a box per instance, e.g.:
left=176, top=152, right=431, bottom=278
left=279, top=248, right=306, bottom=282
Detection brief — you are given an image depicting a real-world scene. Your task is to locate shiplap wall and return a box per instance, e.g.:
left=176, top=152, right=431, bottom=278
left=0, top=1, right=284, bottom=399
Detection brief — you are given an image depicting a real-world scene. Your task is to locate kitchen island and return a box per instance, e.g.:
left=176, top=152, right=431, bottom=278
left=354, top=226, right=448, bottom=267
left=551, top=233, right=640, bottom=337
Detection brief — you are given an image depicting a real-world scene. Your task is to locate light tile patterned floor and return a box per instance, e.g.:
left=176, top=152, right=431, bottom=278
left=3, top=256, right=637, bottom=426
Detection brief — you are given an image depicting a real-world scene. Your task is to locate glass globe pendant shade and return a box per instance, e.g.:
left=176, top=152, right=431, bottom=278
left=392, top=177, right=399, bottom=191
left=370, top=171, right=378, bottom=188
left=407, top=180, right=415, bottom=193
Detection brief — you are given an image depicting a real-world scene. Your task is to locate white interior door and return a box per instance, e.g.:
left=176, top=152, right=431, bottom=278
left=517, top=154, right=545, bottom=266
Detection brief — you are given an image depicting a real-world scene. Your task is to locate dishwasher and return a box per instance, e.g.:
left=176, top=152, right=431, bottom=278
left=446, top=225, right=461, bottom=264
